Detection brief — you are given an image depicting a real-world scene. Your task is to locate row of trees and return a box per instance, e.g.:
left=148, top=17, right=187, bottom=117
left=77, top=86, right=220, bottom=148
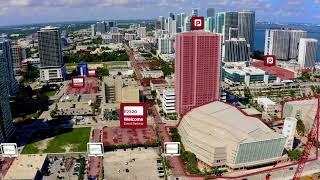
left=63, top=50, right=129, bottom=64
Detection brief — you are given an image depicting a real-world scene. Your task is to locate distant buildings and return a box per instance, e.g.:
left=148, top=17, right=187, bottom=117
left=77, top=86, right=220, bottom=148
left=0, top=38, right=19, bottom=96
left=238, top=11, right=255, bottom=52
left=175, top=32, right=222, bottom=116
left=167, top=17, right=177, bottom=36
left=298, top=38, right=318, bottom=68
left=224, top=38, right=249, bottom=62
left=264, top=29, right=307, bottom=60
left=191, top=8, right=198, bottom=16
left=158, top=16, right=165, bottom=30
left=205, top=17, right=215, bottom=32
left=207, top=8, right=215, bottom=17
left=11, top=45, right=26, bottom=73
left=102, top=33, right=124, bottom=44
left=178, top=101, right=286, bottom=169
left=38, top=26, right=65, bottom=82
left=110, top=27, right=119, bottom=33
left=0, top=51, right=15, bottom=143
left=183, top=16, right=191, bottom=32
left=137, top=27, right=147, bottom=38
left=215, top=12, right=238, bottom=42
left=96, top=21, right=107, bottom=34
left=91, top=24, right=96, bottom=36
left=124, top=33, right=136, bottom=41
left=282, top=117, right=297, bottom=150
left=158, top=35, right=174, bottom=54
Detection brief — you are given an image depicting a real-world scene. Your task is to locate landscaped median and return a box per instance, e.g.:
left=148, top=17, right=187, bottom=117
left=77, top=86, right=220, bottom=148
left=22, top=127, right=91, bottom=154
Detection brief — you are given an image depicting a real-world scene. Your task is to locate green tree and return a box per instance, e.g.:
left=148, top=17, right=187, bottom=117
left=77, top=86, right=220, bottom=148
left=288, top=149, right=302, bottom=161
left=151, top=90, right=157, bottom=99
left=296, top=118, right=305, bottom=136
left=210, top=167, right=223, bottom=176
left=96, top=67, right=109, bottom=77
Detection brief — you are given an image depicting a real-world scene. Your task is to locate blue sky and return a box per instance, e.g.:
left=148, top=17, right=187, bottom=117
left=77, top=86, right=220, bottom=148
left=0, top=0, right=320, bottom=26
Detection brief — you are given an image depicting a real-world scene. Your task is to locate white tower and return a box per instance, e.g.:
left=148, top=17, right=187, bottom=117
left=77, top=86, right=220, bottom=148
left=282, top=117, right=297, bottom=150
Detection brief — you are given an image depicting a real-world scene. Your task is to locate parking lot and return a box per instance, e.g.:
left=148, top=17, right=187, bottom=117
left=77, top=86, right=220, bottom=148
left=43, top=157, right=87, bottom=180
left=104, top=148, right=164, bottom=180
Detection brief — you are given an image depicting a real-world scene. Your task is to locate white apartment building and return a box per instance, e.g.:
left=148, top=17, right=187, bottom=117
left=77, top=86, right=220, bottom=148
left=137, top=27, right=147, bottom=38
left=257, top=97, right=279, bottom=115
left=158, top=36, right=174, bottom=54
left=282, top=117, right=297, bottom=150
left=124, top=33, right=136, bottom=41
left=264, top=29, right=306, bottom=60
left=298, top=38, right=318, bottom=68
left=161, top=89, right=176, bottom=114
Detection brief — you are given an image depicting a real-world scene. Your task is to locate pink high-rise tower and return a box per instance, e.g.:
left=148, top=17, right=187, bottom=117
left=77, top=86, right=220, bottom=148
left=175, top=32, right=222, bottom=116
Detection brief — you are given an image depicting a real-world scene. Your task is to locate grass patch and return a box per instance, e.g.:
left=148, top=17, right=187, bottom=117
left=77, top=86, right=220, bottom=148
left=22, top=127, right=91, bottom=154
left=43, top=90, right=57, bottom=97
left=22, top=142, right=40, bottom=154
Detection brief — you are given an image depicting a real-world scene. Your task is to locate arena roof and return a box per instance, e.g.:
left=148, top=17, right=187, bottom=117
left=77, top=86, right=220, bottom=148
left=180, top=101, right=284, bottom=146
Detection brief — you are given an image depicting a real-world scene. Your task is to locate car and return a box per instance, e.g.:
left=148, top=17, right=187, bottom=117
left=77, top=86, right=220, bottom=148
left=158, top=167, right=164, bottom=170
left=289, top=167, right=294, bottom=170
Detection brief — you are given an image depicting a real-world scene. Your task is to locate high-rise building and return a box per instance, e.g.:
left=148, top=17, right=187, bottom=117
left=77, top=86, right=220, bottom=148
left=110, top=27, right=119, bottom=33
left=175, top=32, right=222, bottom=116
left=96, top=21, right=106, bottom=33
left=223, top=12, right=239, bottom=42
left=282, top=117, right=297, bottom=150
left=289, top=30, right=307, bottom=59
left=91, top=24, right=96, bottom=36
left=11, top=45, right=26, bottom=73
left=192, top=8, right=199, bottom=16
left=169, top=12, right=175, bottom=20
left=167, top=17, right=176, bottom=36
left=264, top=29, right=306, bottom=60
left=205, top=17, right=215, bottom=32
left=0, top=51, right=15, bottom=143
left=180, top=13, right=186, bottom=28
left=264, top=29, right=290, bottom=60
left=238, top=11, right=255, bottom=52
left=183, top=16, right=191, bottom=32
left=0, top=39, right=19, bottom=96
left=298, top=38, right=318, bottom=68
left=155, top=20, right=162, bottom=30
left=159, top=16, right=165, bottom=30
left=108, top=21, right=116, bottom=28
left=176, top=14, right=182, bottom=32
left=224, top=38, right=249, bottom=62
left=38, top=26, right=65, bottom=82
left=215, top=12, right=225, bottom=34
left=207, top=8, right=215, bottom=17
left=137, top=27, right=147, bottom=38
left=158, top=35, right=173, bottom=54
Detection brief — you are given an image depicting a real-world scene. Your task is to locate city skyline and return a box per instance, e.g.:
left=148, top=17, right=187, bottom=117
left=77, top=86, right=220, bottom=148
left=1, top=0, right=320, bottom=26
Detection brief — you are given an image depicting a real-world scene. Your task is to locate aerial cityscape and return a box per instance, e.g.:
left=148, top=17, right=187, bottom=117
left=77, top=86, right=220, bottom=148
left=1, top=0, right=320, bottom=180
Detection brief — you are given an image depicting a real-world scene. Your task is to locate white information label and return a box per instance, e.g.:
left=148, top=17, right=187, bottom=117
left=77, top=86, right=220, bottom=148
left=1, top=143, right=18, bottom=157
left=87, top=143, right=104, bottom=156
left=164, top=142, right=180, bottom=156
left=123, top=106, right=144, bottom=116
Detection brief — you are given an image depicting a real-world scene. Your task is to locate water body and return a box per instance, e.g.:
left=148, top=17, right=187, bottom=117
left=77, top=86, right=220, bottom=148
left=254, top=23, right=320, bottom=61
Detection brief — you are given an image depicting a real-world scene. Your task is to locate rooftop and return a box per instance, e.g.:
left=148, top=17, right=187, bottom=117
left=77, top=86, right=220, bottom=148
left=4, top=154, right=47, bottom=180
left=251, top=61, right=296, bottom=80
left=257, top=97, right=276, bottom=106
left=180, top=101, right=284, bottom=145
